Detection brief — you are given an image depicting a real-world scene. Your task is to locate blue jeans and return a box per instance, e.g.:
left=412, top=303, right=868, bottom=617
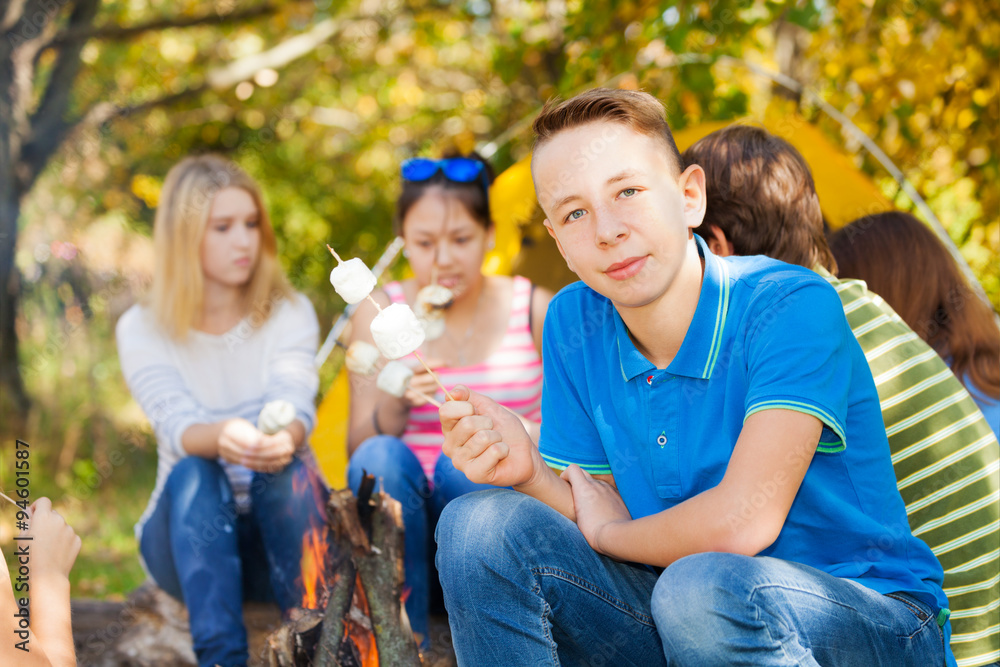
left=140, top=456, right=330, bottom=667
left=347, top=435, right=493, bottom=648
left=435, top=489, right=952, bottom=666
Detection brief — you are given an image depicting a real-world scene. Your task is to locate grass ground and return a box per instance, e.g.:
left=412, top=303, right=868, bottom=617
left=1, top=439, right=155, bottom=601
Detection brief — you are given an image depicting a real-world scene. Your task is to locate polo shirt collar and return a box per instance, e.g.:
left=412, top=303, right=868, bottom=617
left=613, top=234, right=730, bottom=382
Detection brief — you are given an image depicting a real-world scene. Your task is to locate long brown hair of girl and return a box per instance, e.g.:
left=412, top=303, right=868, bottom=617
left=830, top=211, right=999, bottom=399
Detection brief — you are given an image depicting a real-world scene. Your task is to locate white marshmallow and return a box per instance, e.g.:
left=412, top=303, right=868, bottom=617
left=329, top=257, right=377, bottom=304
left=376, top=361, right=414, bottom=398
left=370, top=303, right=426, bottom=359
left=257, top=400, right=296, bottom=435
left=416, top=284, right=454, bottom=312
left=345, top=341, right=381, bottom=377
left=418, top=313, right=446, bottom=341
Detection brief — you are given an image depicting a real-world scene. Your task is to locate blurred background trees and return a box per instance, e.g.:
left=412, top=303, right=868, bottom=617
left=1, top=0, right=996, bottom=597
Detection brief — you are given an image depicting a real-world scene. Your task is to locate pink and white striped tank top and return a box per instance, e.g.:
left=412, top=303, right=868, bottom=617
left=383, top=276, right=543, bottom=481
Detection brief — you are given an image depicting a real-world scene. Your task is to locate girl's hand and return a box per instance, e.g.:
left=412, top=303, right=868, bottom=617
left=246, top=430, right=296, bottom=473
left=403, top=357, right=446, bottom=407
left=561, top=465, right=632, bottom=555
left=24, top=498, right=81, bottom=580
left=217, top=418, right=263, bottom=466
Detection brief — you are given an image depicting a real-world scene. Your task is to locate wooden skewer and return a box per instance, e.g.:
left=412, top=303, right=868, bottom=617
left=327, top=249, right=448, bottom=400
left=412, top=389, right=443, bottom=409
left=414, top=351, right=454, bottom=401
left=0, top=489, right=19, bottom=507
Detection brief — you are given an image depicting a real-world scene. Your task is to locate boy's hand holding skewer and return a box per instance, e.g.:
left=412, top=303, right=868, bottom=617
left=440, top=385, right=541, bottom=488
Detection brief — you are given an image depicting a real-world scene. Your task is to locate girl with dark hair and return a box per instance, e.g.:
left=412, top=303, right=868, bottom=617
left=345, top=153, right=553, bottom=647
left=831, top=211, right=999, bottom=438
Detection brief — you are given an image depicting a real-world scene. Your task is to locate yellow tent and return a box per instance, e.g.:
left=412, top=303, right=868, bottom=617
left=312, top=113, right=895, bottom=486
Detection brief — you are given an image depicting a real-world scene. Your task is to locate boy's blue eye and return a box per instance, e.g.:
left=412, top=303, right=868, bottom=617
left=566, top=209, right=585, bottom=222
left=620, top=188, right=637, bottom=197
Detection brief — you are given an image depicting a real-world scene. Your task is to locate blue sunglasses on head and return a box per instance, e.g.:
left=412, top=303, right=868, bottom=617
left=401, top=157, right=489, bottom=191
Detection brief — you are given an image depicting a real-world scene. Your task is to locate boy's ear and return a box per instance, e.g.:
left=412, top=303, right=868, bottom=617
left=703, top=224, right=735, bottom=257
left=543, top=219, right=576, bottom=274
left=679, top=164, right=707, bottom=231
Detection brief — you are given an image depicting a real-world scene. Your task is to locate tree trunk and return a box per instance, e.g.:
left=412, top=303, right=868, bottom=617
left=0, top=188, right=29, bottom=423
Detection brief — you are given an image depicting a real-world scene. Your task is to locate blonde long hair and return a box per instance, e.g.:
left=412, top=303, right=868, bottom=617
left=150, top=154, right=291, bottom=339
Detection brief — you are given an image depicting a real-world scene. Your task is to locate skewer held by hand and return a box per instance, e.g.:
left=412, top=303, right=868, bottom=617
left=326, top=244, right=343, bottom=263
left=0, top=489, right=19, bottom=507
left=414, top=351, right=454, bottom=401
left=413, top=389, right=443, bottom=408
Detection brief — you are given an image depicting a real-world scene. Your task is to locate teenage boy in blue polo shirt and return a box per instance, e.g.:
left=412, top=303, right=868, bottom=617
left=435, top=88, right=953, bottom=666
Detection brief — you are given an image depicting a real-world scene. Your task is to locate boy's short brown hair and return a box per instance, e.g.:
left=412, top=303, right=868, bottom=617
left=683, top=124, right=836, bottom=273
left=532, top=88, right=683, bottom=175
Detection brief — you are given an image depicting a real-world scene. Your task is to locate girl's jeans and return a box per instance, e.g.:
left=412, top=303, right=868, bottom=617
left=140, top=456, right=329, bottom=667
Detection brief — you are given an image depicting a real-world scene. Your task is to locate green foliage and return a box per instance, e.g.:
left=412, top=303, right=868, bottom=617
left=807, top=0, right=1000, bottom=308
left=4, top=0, right=996, bottom=598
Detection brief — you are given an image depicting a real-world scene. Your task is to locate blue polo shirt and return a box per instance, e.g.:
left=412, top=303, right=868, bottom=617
left=539, top=235, right=949, bottom=616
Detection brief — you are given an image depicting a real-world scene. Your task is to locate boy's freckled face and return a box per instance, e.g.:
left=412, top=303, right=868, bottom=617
left=533, top=120, right=704, bottom=309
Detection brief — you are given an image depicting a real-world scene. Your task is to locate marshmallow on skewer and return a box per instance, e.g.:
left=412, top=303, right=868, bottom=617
left=418, top=312, right=446, bottom=341
left=415, top=284, right=454, bottom=313
left=414, top=284, right=452, bottom=341
left=345, top=341, right=382, bottom=377
left=371, top=303, right=426, bottom=359
left=376, top=360, right=415, bottom=398
left=257, top=400, right=296, bottom=435
left=329, top=257, right=378, bottom=304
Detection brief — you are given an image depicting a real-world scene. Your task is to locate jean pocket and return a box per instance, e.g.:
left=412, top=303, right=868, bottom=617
left=884, top=592, right=940, bottom=640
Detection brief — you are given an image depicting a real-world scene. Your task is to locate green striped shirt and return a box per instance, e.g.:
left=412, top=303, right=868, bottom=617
left=819, top=268, right=999, bottom=667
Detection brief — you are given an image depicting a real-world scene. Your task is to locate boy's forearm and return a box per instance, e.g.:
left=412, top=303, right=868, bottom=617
left=596, top=484, right=776, bottom=567
left=513, top=455, right=577, bottom=521
left=30, top=575, right=76, bottom=666
left=593, top=410, right=817, bottom=566
left=516, top=415, right=541, bottom=445
left=2, top=634, right=55, bottom=667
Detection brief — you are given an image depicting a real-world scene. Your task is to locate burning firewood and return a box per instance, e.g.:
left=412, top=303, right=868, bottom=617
left=266, top=608, right=325, bottom=667
left=354, top=492, right=414, bottom=664
left=263, top=474, right=421, bottom=666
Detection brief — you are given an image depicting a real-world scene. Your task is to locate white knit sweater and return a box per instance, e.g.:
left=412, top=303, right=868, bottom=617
left=115, top=292, right=319, bottom=541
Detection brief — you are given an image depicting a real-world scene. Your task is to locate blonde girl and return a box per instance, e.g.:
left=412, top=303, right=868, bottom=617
left=116, top=155, right=330, bottom=667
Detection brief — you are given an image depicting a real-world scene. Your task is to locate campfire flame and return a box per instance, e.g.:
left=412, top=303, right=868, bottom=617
left=292, top=465, right=327, bottom=517
left=296, top=465, right=332, bottom=610
left=346, top=572, right=380, bottom=667
left=345, top=618, right=379, bottom=667
left=299, top=522, right=329, bottom=609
